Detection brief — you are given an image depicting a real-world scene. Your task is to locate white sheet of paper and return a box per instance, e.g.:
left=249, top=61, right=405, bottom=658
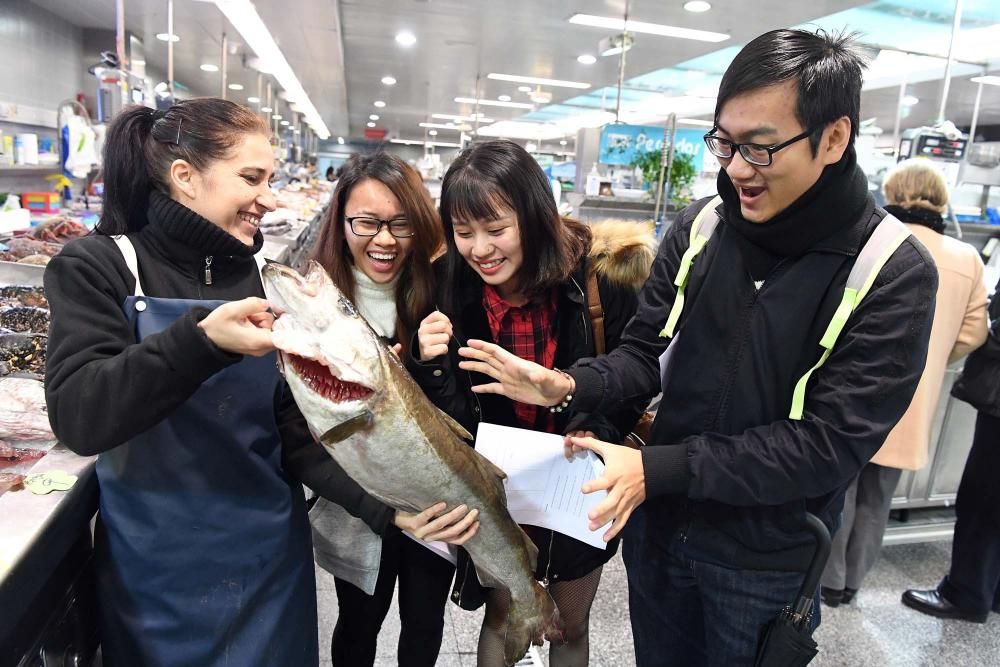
left=474, top=422, right=611, bottom=550
left=402, top=533, right=457, bottom=565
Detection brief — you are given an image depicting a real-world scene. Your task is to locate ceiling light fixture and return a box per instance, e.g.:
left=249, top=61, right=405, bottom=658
left=428, top=130, right=438, bottom=136
left=487, top=73, right=591, bottom=89
left=337, top=136, right=345, bottom=144
left=200, top=63, right=219, bottom=72
left=395, top=31, right=417, bottom=47
left=568, top=13, right=729, bottom=43
left=247, top=96, right=260, bottom=103
left=260, top=106, right=273, bottom=112
left=677, top=118, right=715, bottom=127
left=211, top=0, right=331, bottom=139
left=577, top=54, right=597, bottom=65
left=518, top=85, right=532, bottom=92
left=683, top=1, right=712, bottom=12
left=599, top=33, right=635, bottom=57
left=498, top=95, right=512, bottom=102
left=902, top=95, right=920, bottom=106
left=390, top=139, right=462, bottom=148
left=374, top=100, right=386, bottom=108
left=280, top=120, right=290, bottom=126
left=560, top=139, right=568, bottom=145
left=156, top=33, right=180, bottom=42
left=431, top=113, right=495, bottom=123
left=971, top=75, right=1000, bottom=86
left=272, top=114, right=282, bottom=120
left=367, top=122, right=376, bottom=128
left=369, top=114, right=380, bottom=121
left=381, top=75, right=397, bottom=85
left=228, top=83, right=244, bottom=90
left=419, top=122, right=470, bottom=130
left=455, top=96, right=535, bottom=109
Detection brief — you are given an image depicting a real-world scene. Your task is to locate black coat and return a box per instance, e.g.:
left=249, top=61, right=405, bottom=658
left=45, top=193, right=309, bottom=460
left=952, top=272, right=1000, bottom=418
left=407, top=254, right=644, bottom=609
left=568, top=196, right=939, bottom=571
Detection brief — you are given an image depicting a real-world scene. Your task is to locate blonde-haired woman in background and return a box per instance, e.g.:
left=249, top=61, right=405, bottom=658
left=820, top=157, right=990, bottom=607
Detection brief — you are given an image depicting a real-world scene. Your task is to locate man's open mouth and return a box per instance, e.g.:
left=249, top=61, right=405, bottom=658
left=288, top=353, right=374, bottom=402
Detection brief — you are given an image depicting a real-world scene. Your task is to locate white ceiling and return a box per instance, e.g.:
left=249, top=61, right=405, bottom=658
left=26, top=0, right=1000, bottom=147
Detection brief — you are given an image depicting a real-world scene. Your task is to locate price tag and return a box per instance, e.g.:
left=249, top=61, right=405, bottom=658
left=24, top=471, right=77, bottom=495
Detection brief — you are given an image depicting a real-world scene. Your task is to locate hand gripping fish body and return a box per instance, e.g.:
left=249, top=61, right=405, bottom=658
left=262, top=261, right=562, bottom=665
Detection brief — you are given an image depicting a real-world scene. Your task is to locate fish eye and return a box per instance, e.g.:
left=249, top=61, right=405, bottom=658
left=338, top=297, right=358, bottom=317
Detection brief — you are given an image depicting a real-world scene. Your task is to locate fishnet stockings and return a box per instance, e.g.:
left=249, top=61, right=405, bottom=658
left=476, top=566, right=604, bottom=666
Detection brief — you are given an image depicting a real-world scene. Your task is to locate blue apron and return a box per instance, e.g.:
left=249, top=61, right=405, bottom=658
left=94, top=237, right=318, bottom=666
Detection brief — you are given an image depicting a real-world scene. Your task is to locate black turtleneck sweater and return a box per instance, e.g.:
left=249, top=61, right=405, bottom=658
left=44, top=192, right=396, bottom=536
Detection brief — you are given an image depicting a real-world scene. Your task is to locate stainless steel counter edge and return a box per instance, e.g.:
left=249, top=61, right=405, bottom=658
left=0, top=445, right=98, bottom=619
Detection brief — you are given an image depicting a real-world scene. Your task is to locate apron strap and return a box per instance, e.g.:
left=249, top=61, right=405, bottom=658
left=112, top=235, right=145, bottom=297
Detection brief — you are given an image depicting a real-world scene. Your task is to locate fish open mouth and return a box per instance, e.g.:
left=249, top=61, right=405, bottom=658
left=288, top=353, right=374, bottom=403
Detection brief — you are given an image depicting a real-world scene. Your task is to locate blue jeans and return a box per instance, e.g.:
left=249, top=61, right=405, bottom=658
left=623, top=506, right=820, bottom=667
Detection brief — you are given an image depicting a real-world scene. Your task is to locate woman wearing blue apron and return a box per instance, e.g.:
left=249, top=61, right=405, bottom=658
left=44, top=99, right=318, bottom=666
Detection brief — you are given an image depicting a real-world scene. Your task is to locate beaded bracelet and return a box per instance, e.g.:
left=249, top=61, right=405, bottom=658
left=548, top=369, right=575, bottom=413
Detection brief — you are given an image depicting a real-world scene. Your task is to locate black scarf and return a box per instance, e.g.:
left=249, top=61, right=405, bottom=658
left=883, top=204, right=946, bottom=235
left=716, top=146, right=871, bottom=280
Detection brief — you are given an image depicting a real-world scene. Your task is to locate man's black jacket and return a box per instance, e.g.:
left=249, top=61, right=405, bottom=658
left=568, top=196, right=938, bottom=570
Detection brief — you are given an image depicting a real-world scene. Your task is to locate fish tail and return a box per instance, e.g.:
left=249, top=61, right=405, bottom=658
left=503, top=582, right=563, bottom=666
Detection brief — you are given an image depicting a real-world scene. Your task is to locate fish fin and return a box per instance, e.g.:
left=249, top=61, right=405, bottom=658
left=504, top=582, right=563, bottom=665
left=318, top=410, right=373, bottom=447
left=435, top=406, right=474, bottom=442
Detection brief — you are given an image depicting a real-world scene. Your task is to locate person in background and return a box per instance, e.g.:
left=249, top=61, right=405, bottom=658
left=326, top=165, right=336, bottom=182
left=453, top=30, right=938, bottom=665
left=284, top=151, right=478, bottom=667
left=821, top=158, right=988, bottom=607
left=44, top=99, right=318, bottom=665
left=409, top=139, right=653, bottom=666
left=903, top=269, right=1000, bottom=622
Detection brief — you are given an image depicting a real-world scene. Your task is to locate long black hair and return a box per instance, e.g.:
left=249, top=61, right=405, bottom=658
left=438, top=139, right=589, bottom=312
left=96, top=99, right=270, bottom=235
left=715, top=29, right=867, bottom=155
left=310, top=152, right=443, bottom=348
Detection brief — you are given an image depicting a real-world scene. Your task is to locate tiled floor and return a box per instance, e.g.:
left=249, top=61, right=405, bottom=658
left=316, top=538, right=1000, bottom=666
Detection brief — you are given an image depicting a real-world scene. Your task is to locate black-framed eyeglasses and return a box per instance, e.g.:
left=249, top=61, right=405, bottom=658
left=703, top=127, right=816, bottom=167
left=346, top=216, right=415, bottom=238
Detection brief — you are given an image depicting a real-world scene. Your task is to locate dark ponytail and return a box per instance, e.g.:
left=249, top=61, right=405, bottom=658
left=96, top=98, right=270, bottom=235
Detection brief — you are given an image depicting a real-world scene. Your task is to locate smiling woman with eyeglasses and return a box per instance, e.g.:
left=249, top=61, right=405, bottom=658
left=286, top=151, right=480, bottom=667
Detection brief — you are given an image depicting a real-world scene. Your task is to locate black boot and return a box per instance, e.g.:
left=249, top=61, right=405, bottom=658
left=821, top=586, right=843, bottom=608
left=842, top=588, right=858, bottom=604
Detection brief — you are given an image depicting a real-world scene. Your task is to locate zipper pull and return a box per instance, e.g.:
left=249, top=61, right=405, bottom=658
left=203, top=256, right=214, bottom=285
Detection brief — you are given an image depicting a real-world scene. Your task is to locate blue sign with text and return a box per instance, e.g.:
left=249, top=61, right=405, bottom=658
left=599, top=124, right=709, bottom=169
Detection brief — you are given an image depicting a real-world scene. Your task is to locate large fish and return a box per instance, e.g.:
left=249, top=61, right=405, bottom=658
left=262, top=261, right=562, bottom=665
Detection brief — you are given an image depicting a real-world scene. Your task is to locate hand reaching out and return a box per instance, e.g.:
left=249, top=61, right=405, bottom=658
left=458, top=339, right=572, bottom=407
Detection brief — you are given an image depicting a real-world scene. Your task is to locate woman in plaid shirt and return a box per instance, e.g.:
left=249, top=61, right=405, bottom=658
left=407, top=139, right=655, bottom=665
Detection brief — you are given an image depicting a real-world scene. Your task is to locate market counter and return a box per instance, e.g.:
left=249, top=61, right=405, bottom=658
left=0, top=446, right=99, bottom=666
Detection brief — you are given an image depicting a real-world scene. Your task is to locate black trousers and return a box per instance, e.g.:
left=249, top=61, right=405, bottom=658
left=331, top=530, right=455, bottom=667
left=940, top=412, right=1000, bottom=614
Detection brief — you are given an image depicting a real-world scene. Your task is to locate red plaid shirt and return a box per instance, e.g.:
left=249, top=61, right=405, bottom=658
left=482, top=285, right=558, bottom=432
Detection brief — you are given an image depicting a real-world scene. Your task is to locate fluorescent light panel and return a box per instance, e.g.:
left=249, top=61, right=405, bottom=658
left=971, top=75, right=1000, bottom=86
left=432, top=113, right=494, bottom=123
left=455, top=97, right=535, bottom=109
left=488, top=73, right=591, bottom=89
left=419, top=122, right=470, bottom=130
left=568, top=13, right=729, bottom=43
left=390, top=139, right=462, bottom=147
left=212, top=0, right=331, bottom=139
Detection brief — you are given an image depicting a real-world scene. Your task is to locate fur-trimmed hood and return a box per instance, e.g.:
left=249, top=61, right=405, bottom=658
left=587, top=220, right=656, bottom=291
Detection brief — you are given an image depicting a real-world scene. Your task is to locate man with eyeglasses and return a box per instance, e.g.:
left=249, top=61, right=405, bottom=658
left=455, top=28, right=937, bottom=665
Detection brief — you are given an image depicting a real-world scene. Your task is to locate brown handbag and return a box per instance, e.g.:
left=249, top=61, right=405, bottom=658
left=585, top=271, right=655, bottom=449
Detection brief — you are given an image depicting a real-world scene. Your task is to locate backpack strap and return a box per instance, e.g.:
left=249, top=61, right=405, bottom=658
left=659, top=196, right=724, bottom=339
left=788, top=214, right=911, bottom=420
left=586, top=269, right=606, bottom=355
